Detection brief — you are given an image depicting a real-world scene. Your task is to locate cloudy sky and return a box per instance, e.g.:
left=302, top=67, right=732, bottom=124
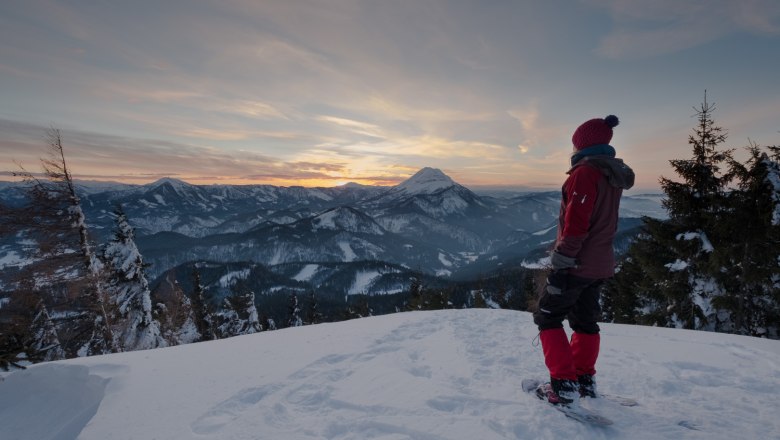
left=1, top=0, right=779, bottom=190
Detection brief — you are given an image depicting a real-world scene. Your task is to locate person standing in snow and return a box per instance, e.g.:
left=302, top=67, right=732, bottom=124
left=533, top=115, right=635, bottom=405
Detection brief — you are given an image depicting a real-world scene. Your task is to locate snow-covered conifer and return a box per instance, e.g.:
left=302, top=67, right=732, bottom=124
left=0, top=280, right=65, bottom=369
left=288, top=292, right=303, bottom=327
left=190, top=268, right=217, bottom=341
left=29, top=300, right=65, bottom=362
left=717, top=144, right=780, bottom=336
left=216, top=281, right=261, bottom=337
left=607, top=94, right=734, bottom=330
left=406, top=275, right=424, bottom=311
left=102, top=205, right=165, bottom=350
left=607, top=97, right=780, bottom=336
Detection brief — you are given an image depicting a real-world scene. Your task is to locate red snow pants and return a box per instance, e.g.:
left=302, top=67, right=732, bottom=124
left=534, top=274, right=603, bottom=380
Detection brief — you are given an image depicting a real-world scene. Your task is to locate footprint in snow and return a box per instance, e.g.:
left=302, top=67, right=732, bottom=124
left=190, top=384, right=281, bottom=434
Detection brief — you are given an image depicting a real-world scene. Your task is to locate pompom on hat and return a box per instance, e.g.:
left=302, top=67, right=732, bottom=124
left=572, top=115, right=619, bottom=150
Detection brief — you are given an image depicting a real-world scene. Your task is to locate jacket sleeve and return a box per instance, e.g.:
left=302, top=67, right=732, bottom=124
left=555, top=165, right=601, bottom=258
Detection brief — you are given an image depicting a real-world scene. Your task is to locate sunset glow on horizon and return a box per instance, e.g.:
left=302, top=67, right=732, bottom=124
left=2, top=1, right=779, bottom=191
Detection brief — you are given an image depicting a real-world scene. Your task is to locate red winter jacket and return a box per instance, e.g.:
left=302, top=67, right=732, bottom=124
left=554, top=155, right=635, bottom=279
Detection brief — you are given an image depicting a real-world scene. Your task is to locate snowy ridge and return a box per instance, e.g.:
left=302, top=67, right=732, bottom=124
left=311, top=207, right=385, bottom=235
left=3, top=309, right=780, bottom=439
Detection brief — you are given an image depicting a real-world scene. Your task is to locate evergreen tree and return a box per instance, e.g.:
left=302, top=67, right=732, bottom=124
left=521, top=269, right=541, bottom=312
left=601, top=256, right=639, bottom=324
left=662, top=92, right=733, bottom=230
left=8, top=129, right=118, bottom=357
left=153, top=274, right=199, bottom=345
left=29, top=300, right=66, bottom=362
left=469, top=277, right=490, bottom=309
left=217, top=281, right=261, bottom=337
left=717, top=143, right=780, bottom=336
left=522, top=268, right=550, bottom=312
left=305, top=290, right=322, bottom=325
left=0, top=279, right=64, bottom=369
left=351, top=295, right=372, bottom=318
left=608, top=218, right=703, bottom=328
left=472, top=288, right=488, bottom=309
left=608, top=94, right=734, bottom=330
left=494, top=276, right=512, bottom=309
left=658, top=93, right=734, bottom=327
left=102, top=205, right=165, bottom=350
left=190, top=268, right=217, bottom=341
left=0, top=333, right=27, bottom=371
left=287, top=292, right=303, bottom=327
left=406, top=275, right=424, bottom=311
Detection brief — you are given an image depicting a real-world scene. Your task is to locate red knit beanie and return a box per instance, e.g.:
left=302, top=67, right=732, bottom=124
left=571, top=115, right=619, bottom=150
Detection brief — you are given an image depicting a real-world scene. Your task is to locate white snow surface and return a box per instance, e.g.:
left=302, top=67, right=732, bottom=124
left=217, top=269, right=251, bottom=288
left=521, top=256, right=552, bottom=270
left=435, top=269, right=452, bottom=277
left=348, top=270, right=382, bottom=295
left=338, top=241, right=356, bottom=262
left=676, top=231, right=714, bottom=253
left=0, top=250, right=30, bottom=269
left=293, top=264, right=320, bottom=282
left=665, top=259, right=689, bottom=272
left=438, top=252, right=453, bottom=267
left=2, top=309, right=780, bottom=440
left=533, top=225, right=557, bottom=236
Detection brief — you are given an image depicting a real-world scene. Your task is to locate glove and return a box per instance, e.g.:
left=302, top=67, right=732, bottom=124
left=550, top=250, right=578, bottom=271
left=545, top=269, right=567, bottom=296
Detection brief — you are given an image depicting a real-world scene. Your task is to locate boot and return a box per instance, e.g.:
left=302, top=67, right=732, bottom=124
left=578, top=374, right=597, bottom=398
left=536, top=378, right=579, bottom=405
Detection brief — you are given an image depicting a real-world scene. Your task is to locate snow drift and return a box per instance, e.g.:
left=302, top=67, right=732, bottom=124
left=2, top=309, right=779, bottom=439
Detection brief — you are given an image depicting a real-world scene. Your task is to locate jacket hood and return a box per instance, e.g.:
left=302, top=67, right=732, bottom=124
left=569, top=155, right=635, bottom=190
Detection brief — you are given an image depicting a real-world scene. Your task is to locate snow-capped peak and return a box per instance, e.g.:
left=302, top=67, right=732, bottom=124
left=147, top=177, right=192, bottom=190
left=395, top=167, right=456, bottom=195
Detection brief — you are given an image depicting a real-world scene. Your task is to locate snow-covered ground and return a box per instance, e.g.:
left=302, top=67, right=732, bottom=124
left=293, top=264, right=320, bottom=282
left=2, top=309, right=780, bottom=440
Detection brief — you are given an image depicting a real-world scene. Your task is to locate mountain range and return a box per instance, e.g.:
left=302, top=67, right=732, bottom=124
left=0, top=168, right=665, bottom=288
